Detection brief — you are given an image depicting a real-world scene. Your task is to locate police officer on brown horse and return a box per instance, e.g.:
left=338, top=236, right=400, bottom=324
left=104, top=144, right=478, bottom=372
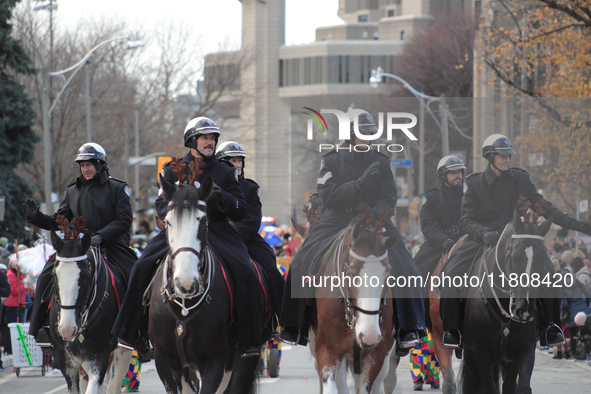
left=112, top=117, right=264, bottom=358
left=440, top=134, right=591, bottom=349
left=280, top=110, right=425, bottom=351
left=24, top=143, right=137, bottom=348
left=413, top=155, right=466, bottom=278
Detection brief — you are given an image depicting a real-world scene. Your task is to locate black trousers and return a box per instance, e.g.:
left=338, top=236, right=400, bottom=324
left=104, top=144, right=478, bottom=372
left=245, top=236, right=285, bottom=317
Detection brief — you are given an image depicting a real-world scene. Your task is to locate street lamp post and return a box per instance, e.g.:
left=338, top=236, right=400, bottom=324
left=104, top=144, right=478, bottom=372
left=86, top=34, right=145, bottom=141
left=369, top=67, right=449, bottom=216
left=41, top=32, right=143, bottom=214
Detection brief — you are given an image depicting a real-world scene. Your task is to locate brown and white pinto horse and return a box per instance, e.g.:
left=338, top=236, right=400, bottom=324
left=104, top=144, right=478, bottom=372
left=310, top=212, right=397, bottom=393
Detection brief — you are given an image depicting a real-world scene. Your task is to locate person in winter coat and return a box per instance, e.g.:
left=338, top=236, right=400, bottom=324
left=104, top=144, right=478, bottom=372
left=23, top=143, right=137, bottom=348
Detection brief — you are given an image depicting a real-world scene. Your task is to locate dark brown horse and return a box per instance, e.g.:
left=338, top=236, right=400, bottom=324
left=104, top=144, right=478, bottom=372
left=310, top=214, right=397, bottom=393
left=460, top=202, right=554, bottom=394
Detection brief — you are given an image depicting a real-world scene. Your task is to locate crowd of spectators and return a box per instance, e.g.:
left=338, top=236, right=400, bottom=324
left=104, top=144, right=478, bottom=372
left=547, top=238, right=591, bottom=362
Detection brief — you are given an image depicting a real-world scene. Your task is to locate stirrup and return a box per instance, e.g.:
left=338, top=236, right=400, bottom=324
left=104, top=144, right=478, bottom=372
left=442, top=330, right=462, bottom=349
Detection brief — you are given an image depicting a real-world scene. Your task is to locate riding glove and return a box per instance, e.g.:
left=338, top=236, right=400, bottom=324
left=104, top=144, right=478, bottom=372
left=212, top=184, right=227, bottom=206
left=91, top=234, right=103, bottom=246
left=441, top=239, right=455, bottom=252
left=569, top=219, right=591, bottom=235
left=355, top=162, right=381, bottom=192
left=482, top=231, right=500, bottom=247
left=23, top=198, right=39, bottom=219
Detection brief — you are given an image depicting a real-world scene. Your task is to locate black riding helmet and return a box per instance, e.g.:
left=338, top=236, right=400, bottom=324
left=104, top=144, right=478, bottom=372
left=482, top=134, right=516, bottom=163
left=215, top=141, right=247, bottom=169
left=437, top=155, right=466, bottom=179
left=346, top=110, right=379, bottom=142
left=183, top=117, right=221, bottom=149
left=74, top=143, right=107, bottom=164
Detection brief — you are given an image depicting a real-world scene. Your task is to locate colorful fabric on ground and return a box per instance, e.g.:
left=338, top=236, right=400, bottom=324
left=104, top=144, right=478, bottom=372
left=409, top=331, right=440, bottom=385
left=122, top=350, right=141, bottom=392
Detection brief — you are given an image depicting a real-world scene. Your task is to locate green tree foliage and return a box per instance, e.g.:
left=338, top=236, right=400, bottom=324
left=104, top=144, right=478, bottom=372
left=0, top=0, right=40, bottom=239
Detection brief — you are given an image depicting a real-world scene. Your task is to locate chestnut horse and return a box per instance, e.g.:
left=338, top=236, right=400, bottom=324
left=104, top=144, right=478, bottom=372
left=311, top=216, right=396, bottom=393
left=428, top=237, right=466, bottom=394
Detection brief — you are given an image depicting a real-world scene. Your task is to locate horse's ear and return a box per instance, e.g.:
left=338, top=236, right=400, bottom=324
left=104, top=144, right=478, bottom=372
left=50, top=229, right=64, bottom=253
left=159, top=174, right=177, bottom=201
left=539, top=214, right=554, bottom=236
left=291, top=218, right=308, bottom=238
left=353, top=220, right=365, bottom=241
left=513, top=205, right=525, bottom=233
left=200, top=176, right=214, bottom=200
left=81, top=231, right=91, bottom=252
left=383, top=235, right=397, bottom=249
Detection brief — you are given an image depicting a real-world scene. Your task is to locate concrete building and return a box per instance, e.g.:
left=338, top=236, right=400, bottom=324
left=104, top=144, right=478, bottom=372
left=204, top=0, right=474, bottom=232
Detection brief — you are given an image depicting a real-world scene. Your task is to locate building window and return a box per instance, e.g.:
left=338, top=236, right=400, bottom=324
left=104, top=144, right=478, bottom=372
left=387, top=9, right=395, bottom=17
left=358, top=14, right=368, bottom=22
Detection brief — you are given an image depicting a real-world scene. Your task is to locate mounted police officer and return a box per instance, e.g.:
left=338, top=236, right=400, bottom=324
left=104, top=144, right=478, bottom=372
left=215, top=141, right=285, bottom=320
left=440, top=134, right=591, bottom=349
left=413, top=155, right=466, bottom=278
left=112, top=117, right=264, bottom=358
left=24, top=143, right=137, bottom=348
left=280, top=110, right=425, bottom=350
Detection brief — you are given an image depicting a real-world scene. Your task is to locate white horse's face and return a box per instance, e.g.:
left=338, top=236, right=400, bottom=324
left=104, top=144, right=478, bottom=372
left=352, top=254, right=389, bottom=348
left=166, top=200, right=207, bottom=296
left=54, top=255, right=91, bottom=342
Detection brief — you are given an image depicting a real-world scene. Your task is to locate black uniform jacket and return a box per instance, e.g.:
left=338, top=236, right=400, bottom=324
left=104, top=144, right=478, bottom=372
left=29, top=172, right=133, bottom=248
left=461, top=166, right=575, bottom=241
left=156, top=152, right=246, bottom=230
left=421, top=184, right=464, bottom=249
left=291, top=146, right=397, bottom=277
left=235, top=177, right=263, bottom=242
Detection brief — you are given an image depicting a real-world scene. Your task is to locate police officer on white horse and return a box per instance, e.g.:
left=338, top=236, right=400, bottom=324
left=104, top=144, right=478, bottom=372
left=113, top=117, right=264, bottom=358
left=24, top=143, right=137, bottom=349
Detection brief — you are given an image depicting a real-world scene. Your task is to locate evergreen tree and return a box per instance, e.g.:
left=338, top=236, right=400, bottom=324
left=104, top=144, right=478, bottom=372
left=0, top=0, right=40, bottom=240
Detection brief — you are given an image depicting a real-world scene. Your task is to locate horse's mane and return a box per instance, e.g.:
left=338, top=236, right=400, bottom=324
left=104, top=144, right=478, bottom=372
left=169, top=185, right=203, bottom=214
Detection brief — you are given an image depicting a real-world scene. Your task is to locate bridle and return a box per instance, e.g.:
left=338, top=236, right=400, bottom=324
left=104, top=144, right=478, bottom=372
left=333, top=230, right=389, bottom=331
left=479, top=224, right=545, bottom=323
left=54, top=247, right=106, bottom=341
left=161, top=199, right=213, bottom=317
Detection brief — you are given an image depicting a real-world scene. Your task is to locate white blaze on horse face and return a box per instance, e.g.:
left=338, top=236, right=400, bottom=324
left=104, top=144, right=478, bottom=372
left=55, top=261, right=82, bottom=341
left=168, top=206, right=206, bottom=294
left=524, top=246, right=534, bottom=278
left=355, top=259, right=388, bottom=347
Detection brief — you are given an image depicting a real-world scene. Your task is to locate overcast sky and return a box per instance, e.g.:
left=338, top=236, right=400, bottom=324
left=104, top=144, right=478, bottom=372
left=49, top=0, right=344, bottom=52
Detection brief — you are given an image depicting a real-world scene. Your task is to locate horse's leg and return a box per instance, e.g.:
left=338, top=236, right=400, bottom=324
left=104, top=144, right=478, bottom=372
left=155, top=355, right=184, bottom=394
left=502, top=361, right=518, bottom=394
left=430, top=292, right=456, bottom=394
left=60, top=354, right=81, bottom=393
left=463, top=348, right=499, bottom=394
left=106, top=347, right=133, bottom=394
left=382, top=350, right=400, bottom=394
left=316, top=337, right=347, bottom=394
left=513, top=344, right=535, bottom=394
left=222, top=354, right=260, bottom=394
left=367, top=346, right=394, bottom=394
